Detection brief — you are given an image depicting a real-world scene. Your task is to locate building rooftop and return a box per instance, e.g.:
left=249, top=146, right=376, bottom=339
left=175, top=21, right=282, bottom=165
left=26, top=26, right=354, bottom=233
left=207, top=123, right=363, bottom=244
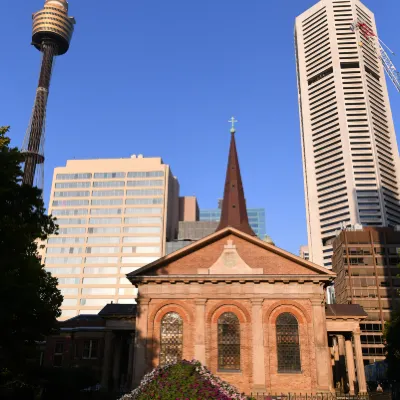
left=325, top=304, right=368, bottom=318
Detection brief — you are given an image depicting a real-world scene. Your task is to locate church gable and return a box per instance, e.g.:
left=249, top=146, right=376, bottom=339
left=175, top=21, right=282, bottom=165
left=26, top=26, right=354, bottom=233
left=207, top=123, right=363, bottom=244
left=128, top=230, right=334, bottom=277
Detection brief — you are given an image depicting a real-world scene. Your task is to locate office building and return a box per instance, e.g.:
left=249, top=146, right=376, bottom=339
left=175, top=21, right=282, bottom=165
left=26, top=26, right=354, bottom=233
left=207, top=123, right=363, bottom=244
left=332, top=227, right=400, bottom=364
left=200, top=207, right=266, bottom=238
left=299, top=245, right=310, bottom=261
left=42, top=155, right=179, bottom=319
left=295, top=0, right=400, bottom=269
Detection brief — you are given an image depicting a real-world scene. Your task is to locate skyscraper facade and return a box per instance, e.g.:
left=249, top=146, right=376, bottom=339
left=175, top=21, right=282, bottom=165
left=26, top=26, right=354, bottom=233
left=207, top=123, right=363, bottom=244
left=199, top=208, right=266, bottom=238
left=42, top=155, right=179, bottom=319
left=295, top=0, right=400, bottom=268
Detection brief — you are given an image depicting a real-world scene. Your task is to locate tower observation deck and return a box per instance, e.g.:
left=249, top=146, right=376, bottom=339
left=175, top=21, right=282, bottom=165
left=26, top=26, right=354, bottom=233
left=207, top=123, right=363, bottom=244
left=22, top=0, right=75, bottom=187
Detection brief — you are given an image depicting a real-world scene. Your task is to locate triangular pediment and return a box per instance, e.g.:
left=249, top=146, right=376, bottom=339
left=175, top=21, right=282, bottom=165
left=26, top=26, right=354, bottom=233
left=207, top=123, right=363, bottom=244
left=127, top=227, right=335, bottom=280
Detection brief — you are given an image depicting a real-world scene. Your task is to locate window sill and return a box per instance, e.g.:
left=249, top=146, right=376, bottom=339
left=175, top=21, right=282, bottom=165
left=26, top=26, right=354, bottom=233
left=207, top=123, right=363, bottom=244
left=218, top=370, right=242, bottom=374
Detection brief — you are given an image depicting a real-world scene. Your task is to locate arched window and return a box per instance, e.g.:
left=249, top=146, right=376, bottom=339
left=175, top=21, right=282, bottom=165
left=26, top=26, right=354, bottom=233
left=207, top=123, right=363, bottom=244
left=276, top=312, right=301, bottom=373
left=159, top=312, right=183, bottom=366
left=218, top=312, right=240, bottom=370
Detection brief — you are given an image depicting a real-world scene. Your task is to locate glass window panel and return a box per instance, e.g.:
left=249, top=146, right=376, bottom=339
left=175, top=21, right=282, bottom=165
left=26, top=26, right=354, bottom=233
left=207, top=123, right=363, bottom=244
left=54, top=191, right=90, bottom=197
left=62, top=299, right=77, bottom=306
left=119, top=288, right=136, bottom=295
left=61, top=310, right=76, bottom=317
left=56, top=218, right=87, bottom=225
left=127, top=171, right=164, bottom=178
left=52, top=209, right=88, bottom=216
left=276, top=313, right=301, bottom=373
left=45, top=257, right=82, bottom=264
left=119, top=277, right=131, bottom=285
left=52, top=200, right=89, bottom=207
left=88, top=227, right=121, bottom=234
left=46, top=247, right=82, bottom=254
left=58, top=227, right=86, bottom=235
left=120, top=266, right=140, bottom=273
left=83, top=339, right=99, bottom=359
left=80, top=298, right=110, bottom=306
left=218, top=312, right=240, bottom=370
left=84, top=267, right=118, bottom=274
left=89, top=217, right=122, bottom=224
left=159, top=312, right=183, bottom=366
left=82, top=277, right=117, bottom=284
left=94, top=172, right=126, bottom=179
left=121, top=256, right=158, bottom=264
left=124, top=217, right=161, bottom=224
left=45, top=267, right=81, bottom=274
left=87, top=236, right=120, bottom=244
left=85, top=257, right=118, bottom=264
left=58, top=277, right=81, bottom=284
left=93, top=181, right=125, bottom=188
left=118, top=298, right=136, bottom=304
left=82, top=288, right=116, bottom=295
left=126, top=189, right=163, bottom=196
left=55, top=182, right=91, bottom=189
left=125, top=207, right=162, bottom=214
left=60, top=288, right=79, bottom=295
left=122, top=246, right=160, bottom=254
left=90, top=208, right=122, bottom=215
left=56, top=173, right=92, bottom=180
left=127, top=180, right=163, bottom=187
left=92, top=190, right=124, bottom=197
left=85, top=246, right=119, bottom=254
left=123, top=236, right=160, bottom=243
left=123, top=227, right=161, bottom=234
left=91, top=199, right=123, bottom=206
left=125, top=198, right=163, bottom=205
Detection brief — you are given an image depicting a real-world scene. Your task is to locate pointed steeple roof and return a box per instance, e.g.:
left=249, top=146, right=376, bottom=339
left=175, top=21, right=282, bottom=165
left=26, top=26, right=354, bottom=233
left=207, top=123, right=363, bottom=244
left=216, top=119, right=256, bottom=236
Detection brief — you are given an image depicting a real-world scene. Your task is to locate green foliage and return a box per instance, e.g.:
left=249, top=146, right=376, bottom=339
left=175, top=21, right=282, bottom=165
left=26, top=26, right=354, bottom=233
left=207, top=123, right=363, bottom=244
left=0, top=126, right=62, bottom=375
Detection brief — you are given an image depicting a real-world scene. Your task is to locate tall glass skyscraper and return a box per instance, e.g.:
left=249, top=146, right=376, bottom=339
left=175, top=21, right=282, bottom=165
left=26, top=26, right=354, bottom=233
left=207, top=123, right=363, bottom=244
left=199, top=208, right=266, bottom=238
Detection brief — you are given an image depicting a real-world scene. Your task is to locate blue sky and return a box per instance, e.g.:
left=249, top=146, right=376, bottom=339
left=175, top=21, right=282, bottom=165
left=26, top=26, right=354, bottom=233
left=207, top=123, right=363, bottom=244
left=1, top=0, right=400, bottom=255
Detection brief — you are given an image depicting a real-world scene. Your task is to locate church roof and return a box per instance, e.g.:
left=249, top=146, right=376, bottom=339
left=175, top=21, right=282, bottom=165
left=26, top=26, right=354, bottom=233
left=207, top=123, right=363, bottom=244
left=127, top=226, right=336, bottom=279
left=325, top=304, right=368, bottom=318
left=216, top=124, right=256, bottom=236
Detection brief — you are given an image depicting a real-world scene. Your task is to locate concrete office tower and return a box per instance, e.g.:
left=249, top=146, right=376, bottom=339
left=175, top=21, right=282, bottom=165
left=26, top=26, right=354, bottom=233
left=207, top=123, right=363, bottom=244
left=43, top=155, right=179, bottom=319
left=295, top=0, right=400, bottom=269
left=299, top=245, right=310, bottom=261
left=332, top=227, right=400, bottom=364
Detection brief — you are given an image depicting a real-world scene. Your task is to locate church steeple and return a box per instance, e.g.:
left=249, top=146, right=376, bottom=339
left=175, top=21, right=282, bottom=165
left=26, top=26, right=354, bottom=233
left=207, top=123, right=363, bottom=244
left=216, top=118, right=256, bottom=236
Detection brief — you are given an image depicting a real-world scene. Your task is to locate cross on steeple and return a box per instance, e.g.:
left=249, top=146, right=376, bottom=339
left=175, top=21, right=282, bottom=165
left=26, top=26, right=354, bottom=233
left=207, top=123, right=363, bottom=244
left=228, top=116, right=238, bottom=133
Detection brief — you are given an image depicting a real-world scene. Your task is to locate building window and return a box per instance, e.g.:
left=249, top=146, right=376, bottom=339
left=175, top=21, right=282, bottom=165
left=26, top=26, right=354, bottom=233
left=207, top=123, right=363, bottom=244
left=276, top=313, right=301, bottom=373
left=82, top=340, right=99, bottom=359
left=159, top=312, right=183, bottom=366
left=53, top=342, right=64, bottom=367
left=218, top=312, right=240, bottom=371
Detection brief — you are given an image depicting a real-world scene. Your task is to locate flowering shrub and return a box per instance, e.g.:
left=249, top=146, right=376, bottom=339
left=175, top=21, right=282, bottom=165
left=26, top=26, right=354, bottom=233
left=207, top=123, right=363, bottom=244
left=120, top=359, right=250, bottom=400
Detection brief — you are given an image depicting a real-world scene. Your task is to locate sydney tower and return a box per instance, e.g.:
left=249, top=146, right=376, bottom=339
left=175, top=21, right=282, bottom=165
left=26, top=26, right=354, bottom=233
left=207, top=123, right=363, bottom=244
left=22, top=0, right=75, bottom=187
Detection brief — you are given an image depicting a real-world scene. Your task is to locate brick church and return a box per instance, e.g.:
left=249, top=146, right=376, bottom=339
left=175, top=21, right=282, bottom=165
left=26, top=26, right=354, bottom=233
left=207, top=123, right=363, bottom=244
left=44, top=126, right=369, bottom=395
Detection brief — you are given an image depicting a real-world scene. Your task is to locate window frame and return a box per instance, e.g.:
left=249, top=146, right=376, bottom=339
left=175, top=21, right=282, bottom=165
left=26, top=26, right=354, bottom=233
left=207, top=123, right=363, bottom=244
left=82, top=339, right=99, bottom=359
left=159, top=312, right=183, bottom=367
left=217, top=312, right=241, bottom=372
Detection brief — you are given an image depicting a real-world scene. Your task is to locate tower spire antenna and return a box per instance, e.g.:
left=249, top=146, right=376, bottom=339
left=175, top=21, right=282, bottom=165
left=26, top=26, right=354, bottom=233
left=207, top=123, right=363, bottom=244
left=21, top=0, right=76, bottom=188
left=216, top=117, right=256, bottom=236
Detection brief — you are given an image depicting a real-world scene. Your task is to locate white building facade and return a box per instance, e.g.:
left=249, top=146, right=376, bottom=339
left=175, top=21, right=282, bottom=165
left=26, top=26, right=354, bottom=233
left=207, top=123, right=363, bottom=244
left=42, top=156, right=179, bottom=319
left=295, top=0, right=400, bottom=268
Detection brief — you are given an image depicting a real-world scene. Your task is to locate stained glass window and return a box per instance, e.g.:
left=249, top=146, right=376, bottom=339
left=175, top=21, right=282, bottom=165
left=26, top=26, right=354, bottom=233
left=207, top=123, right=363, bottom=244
left=276, top=313, right=301, bottom=373
left=218, top=312, right=240, bottom=370
left=159, top=312, right=183, bottom=366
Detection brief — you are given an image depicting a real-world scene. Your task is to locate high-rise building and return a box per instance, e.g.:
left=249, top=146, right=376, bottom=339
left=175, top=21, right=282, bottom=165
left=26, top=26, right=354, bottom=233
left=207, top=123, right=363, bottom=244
left=200, top=207, right=266, bottom=238
left=22, top=0, right=76, bottom=188
left=42, top=155, right=179, bottom=319
left=295, top=0, right=400, bottom=269
left=299, top=245, right=310, bottom=261
left=332, top=227, right=400, bottom=364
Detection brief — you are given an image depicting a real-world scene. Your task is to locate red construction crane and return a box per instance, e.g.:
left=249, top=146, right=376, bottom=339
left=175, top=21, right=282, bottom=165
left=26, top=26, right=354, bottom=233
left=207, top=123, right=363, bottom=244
left=351, top=20, right=400, bottom=92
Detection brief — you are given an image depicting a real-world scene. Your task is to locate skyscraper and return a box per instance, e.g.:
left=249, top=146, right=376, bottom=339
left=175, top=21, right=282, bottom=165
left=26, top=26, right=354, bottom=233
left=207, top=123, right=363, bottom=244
left=22, top=0, right=75, bottom=188
left=295, top=0, right=400, bottom=268
left=42, top=155, right=179, bottom=319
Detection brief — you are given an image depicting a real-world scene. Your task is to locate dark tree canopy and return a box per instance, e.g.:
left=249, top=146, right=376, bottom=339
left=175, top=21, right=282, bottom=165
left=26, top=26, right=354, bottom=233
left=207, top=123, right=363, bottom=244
left=0, top=126, right=62, bottom=373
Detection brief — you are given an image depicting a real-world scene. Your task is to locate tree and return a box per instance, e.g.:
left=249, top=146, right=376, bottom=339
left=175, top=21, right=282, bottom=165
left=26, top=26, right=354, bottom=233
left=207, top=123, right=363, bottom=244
left=0, top=126, right=62, bottom=375
left=384, top=261, right=400, bottom=380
